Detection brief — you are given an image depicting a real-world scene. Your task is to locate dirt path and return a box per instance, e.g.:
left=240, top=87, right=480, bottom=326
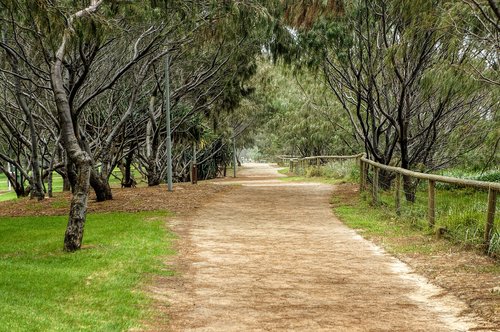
left=154, top=163, right=489, bottom=331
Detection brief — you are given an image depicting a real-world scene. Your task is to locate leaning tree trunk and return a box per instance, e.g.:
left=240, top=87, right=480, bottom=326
left=51, top=63, right=93, bottom=251
left=0, top=164, right=27, bottom=197
left=51, top=22, right=97, bottom=251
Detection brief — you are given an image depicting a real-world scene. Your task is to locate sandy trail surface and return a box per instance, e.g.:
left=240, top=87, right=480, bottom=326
left=155, top=163, right=488, bottom=331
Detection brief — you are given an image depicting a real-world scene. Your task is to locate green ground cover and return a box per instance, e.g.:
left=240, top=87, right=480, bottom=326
left=0, top=210, right=174, bottom=331
left=359, top=187, right=500, bottom=256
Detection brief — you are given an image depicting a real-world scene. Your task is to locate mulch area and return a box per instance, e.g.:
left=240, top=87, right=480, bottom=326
left=0, top=182, right=232, bottom=218
left=332, top=183, right=500, bottom=329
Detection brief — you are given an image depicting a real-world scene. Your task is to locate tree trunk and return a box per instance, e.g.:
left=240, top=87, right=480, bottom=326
left=48, top=171, right=53, bottom=198
left=90, top=168, right=113, bottom=201
left=3, top=44, right=45, bottom=200
left=147, top=156, right=161, bottom=186
left=403, top=176, right=418, bottom=203
left=378, top=169, right=394, bottom=191
left=122, top=148, right=136, bottom=188
left=146, top=122, right=161, bottom=186
left=51, top=30, right=93, bottom=252
left=60, top=169, right=72, bottom=192
left=66, top=159, right=78, bottom=192
left=64, top=159, right=91, bottom=251
left=1, top=165, right=27, bottom=197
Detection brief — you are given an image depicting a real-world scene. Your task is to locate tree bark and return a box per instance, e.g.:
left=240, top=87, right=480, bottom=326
left=378, top=169, right=393, bottom=191
left=64, top=159, right=91, bottom=251
left=90, top=168, right=113, bottom=201
left=147, top=156, right=161, bottom=186
left=122, top=146, right=136, bottom=188
left=51, top=28, right=95, bottom=251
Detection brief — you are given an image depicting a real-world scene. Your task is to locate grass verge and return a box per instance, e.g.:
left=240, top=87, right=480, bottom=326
left=277, top=167, right=353, bottom=185
left=359, top=186, right=500, bottom=256
left=334, top=193, right=457, bottom=256
left=0, top=210, right=174, bottom=331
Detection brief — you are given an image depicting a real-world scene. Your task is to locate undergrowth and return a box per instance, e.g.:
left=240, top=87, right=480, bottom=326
left=372, top=188, right=499, bottom=256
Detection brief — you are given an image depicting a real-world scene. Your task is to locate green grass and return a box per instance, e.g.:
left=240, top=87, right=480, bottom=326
left=0, top=191, right=17, bottom=202
left=0, top=210, right=174, bottom=331
left=345, top=185, right=500, bottom=256
left=279, top=174, right=347, bottom=185
left=335, top=196, right=455, bottom=255
left=379, top=186, right=498, bottom=251
left=278, top=163, right=357, bottom=185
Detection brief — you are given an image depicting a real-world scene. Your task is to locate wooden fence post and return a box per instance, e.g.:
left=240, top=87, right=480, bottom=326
left=484, top=188, right=497, bottom=254
left=395, top=172, right=402, bottom=216
left=363, top=160, right=369, bottom=192
left=359, top=160, right=365, bottom=193
left=428, top=180, right=436, bottom=227
left=317, top=157, right=320, bottom=167
left=372, top=166, right=379, bottom=205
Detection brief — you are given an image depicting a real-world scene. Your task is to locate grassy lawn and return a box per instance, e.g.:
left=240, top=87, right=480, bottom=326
left=0, top=210, right=174, bottom=331
left=0, top=191, right=17, bottom=202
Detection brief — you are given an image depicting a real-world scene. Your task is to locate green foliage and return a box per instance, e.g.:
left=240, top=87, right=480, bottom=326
left=250, top=59, right=360, bottom=159
left=476, top=172, right=500, bottom=183
left=0, top=211, right=174, bottom=331
left=434, top=169, right=500, bottom=190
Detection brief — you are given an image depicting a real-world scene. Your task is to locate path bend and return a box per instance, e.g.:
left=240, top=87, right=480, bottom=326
left=155, top=163, right=487, bottom=332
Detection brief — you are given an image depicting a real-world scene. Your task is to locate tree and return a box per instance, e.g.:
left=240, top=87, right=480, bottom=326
left=294, top=0, right=496, bottom=200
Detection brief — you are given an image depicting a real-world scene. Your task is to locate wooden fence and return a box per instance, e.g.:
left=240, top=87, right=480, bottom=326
left=284, top=154, right=364, bottom=172
left=280, top=154, right=499, bottom=255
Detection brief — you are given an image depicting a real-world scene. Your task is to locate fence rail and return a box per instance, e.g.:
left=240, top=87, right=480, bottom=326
left=282, top=153, right=499, bottom=255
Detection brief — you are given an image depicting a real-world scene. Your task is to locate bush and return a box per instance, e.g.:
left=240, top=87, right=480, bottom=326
left=435, top=169, right=500, bottom=190
left=475, top=171, right=500, bottom=183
